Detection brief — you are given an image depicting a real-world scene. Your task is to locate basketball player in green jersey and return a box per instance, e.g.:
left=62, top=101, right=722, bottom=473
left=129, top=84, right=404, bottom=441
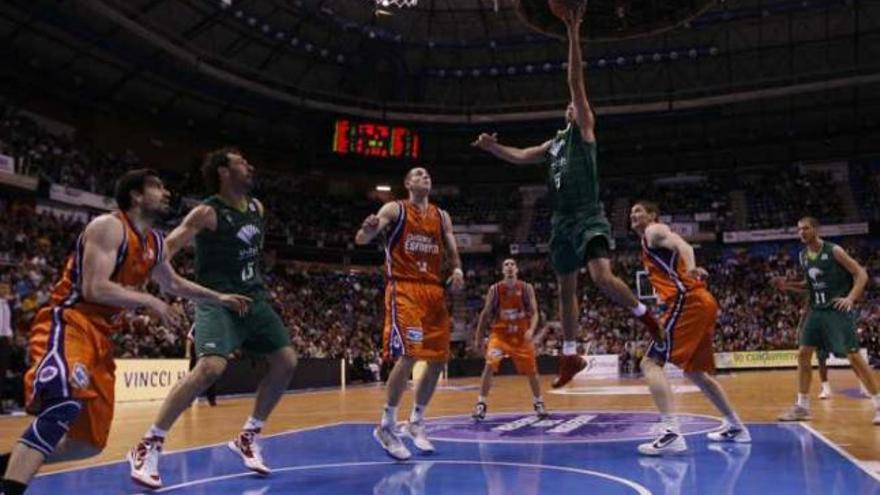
left=773, top=217, right=880, bottom=424
left=128, top=148, right=299, bottom=489
left=472, top=3, right=663, bottom=388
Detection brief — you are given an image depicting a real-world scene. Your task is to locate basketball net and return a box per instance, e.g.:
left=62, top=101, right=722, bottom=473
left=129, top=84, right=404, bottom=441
left=373, top=0, right=418, bottom=7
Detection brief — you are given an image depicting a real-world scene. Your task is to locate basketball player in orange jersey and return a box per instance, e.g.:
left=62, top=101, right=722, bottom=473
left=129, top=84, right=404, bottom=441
left=355, top=167, right=464, bottom=461
left=471, top=258, right=548, bottom=421
left=472, top=3, right=663, bottom=389
left=630, top=201, right=750, bottom=456
left=0, top=169, right=250, bottom=495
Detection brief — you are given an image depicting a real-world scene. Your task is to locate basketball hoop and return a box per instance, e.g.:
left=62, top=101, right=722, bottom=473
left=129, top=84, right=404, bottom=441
left=373, top=0, right=418, bottom=7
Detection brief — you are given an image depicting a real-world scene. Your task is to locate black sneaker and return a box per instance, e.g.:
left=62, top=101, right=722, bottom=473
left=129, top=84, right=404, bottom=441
left=472, top=401, right=487, bottom=422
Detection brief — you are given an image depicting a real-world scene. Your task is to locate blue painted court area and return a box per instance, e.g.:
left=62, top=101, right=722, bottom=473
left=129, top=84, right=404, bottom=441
left=33, top=411, right=880, bottom=495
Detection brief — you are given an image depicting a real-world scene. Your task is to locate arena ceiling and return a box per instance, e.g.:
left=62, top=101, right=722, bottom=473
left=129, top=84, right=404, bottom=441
left=0, top=0, right=878, bottom=128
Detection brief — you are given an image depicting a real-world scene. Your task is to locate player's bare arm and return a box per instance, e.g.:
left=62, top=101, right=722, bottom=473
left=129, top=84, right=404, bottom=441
left=164, top=204, right=217, bottom=259
left=831, top=245, right=868, bottom=311
left=471, top=133, right=552, bottom=165
left=80, top=215, right=180, bottom=327
left=355, top=201, right=400, bottom=245
left=645, top=223, right=707, bottom=279
left=473, top=285, right=497, bottom=351
left=150, top=261, right=251, bottom=316
left=525, top=283, right=540, bottom=341
left=440, top=210, right=464, bottom=291
left=563, top=4, right=595, bottom=143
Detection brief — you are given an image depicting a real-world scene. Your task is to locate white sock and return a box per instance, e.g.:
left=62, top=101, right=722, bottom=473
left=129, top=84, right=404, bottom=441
left=632, top=302, right=648, bottom=317
left=562, top=341, right=577, bottom=356
left=725, top=412, right=744, bottom=428
left=873, top=394, right=880, bottom=410
left=533, top=395, right=544, bottom=404
left=410, top=404, right=426, bottom=424
left=797, top=393, right=810, bottom=409
left=477, top=395, right=487, bottom=404
left=661, top=414, right=680, bottom=433
left=144, top=425, right=167, bottom=440
left=821, top=381, right=831, bottom=392
left=243, top=416, right=265, bottom=432
left=382, top=405, right=398, bottom=428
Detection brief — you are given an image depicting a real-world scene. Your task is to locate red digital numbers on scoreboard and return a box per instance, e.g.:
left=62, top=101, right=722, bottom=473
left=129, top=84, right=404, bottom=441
left=333, top=119, right=419, bottom=160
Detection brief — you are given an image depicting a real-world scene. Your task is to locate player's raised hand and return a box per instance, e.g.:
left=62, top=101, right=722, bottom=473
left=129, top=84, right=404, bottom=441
left=361, top=214, right=381, bottom=234
left=687, top=267, right=709, bottom=280
left=832, top=296, right=854, bottom=312
left=471, top=132, right=498, bottom=150
left=219, top=293, right=252, bottom=316
left=448, top=267, right=465, bottom=292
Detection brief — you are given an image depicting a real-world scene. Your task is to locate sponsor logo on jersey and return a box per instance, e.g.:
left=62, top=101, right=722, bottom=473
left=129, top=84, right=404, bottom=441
left=70, top=362, right=90, bottom=389
left=406, top=327, right=424, bottom=343
left=404, top=234, right=439, bottom=255
left=39, top=365, right=59, bottom=383
left=237, top=224, right=261, bottom=246
left=488, top=348, right=503, bottom=359
left=204, top=342, right=217, bottom=349
left=500, top=308, right=526, bottom=321
left=821, top=254, right=828, bottom=260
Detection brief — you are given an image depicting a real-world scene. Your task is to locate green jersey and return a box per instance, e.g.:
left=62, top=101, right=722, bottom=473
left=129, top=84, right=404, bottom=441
left=799, top=241, right=853, bottom=310
left=194, top=195, right=266, bottom=298
left=546, top=124, right=602, bottom=215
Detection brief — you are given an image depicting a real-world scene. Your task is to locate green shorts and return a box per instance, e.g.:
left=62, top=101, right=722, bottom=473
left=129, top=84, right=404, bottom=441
left=194, top=298, right=289, bottom=358
left=549, top=212, right=614, bottom=275
left=800, top=309, right=859, bottom=358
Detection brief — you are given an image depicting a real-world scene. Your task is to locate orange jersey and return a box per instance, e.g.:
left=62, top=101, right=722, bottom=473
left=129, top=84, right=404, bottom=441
left=384, top=200, right=446, bottom=285
left=490, top=280, right=533, bottom=336
left=640, top=235, right=705, bottom=303
left=49, top=211, right=165, bottom=333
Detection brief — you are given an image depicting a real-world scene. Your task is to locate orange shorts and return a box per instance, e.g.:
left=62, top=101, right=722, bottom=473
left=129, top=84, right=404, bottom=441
left=383, top=281, right=451, bottom=363
left=647, top=288, right=717, bottom=373
left=24, top=306, right=116, bottom=449
left=485, top=333, right=537, bottom=375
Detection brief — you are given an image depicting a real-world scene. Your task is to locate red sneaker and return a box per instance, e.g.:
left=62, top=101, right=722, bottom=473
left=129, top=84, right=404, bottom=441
left=637, top=312, right=665, bottom=341
left=552, top=355, right=586, bottom=388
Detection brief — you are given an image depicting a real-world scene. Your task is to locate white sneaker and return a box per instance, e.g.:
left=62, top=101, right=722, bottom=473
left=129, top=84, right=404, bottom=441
left=638, top=430, right=688, bottom=456
left=127, top=437, right=163, bottom=489
left=873, top=410, right=880, bottom=426
left=707, top=424, right=752, bottom=443
left=228, top=429, right=271, bottom=475
left=405, top=421, right=435, bottom=454
left=818, top=388, right=831, bottom=400
left=373, top=425, right=411, bottom=460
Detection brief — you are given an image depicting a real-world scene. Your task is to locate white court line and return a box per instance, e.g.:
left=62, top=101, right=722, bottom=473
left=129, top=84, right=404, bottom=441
left=38, top=422, right=352, bottom=477
left=133, top=459, right=652, bottom=495
left=798, top=422, right=880, bottom=483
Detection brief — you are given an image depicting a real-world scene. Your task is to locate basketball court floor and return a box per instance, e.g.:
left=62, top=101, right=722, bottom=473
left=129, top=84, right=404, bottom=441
left=1, top=369, right=878, bottom=494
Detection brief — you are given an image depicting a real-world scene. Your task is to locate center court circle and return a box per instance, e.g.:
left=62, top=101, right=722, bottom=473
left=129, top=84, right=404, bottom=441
left=423, top=411, right=723, bottom=444
left=149, top=460, right=652, bottom=495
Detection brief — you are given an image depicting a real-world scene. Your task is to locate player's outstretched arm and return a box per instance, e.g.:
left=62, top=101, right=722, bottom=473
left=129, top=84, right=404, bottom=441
left=151, top=260, right=251, bottom=317
left=473, top=285, right=497, bottom=350
left=563, top=4, right=595, bottom=143
left=355, top=201, right=400, bottom=245
left=471, top=133, right=551, bottom=165
left=525, top=283, right=540, bottom=340
left=441, top=210, right=465, bottom=291
left=80, top=215, right=172, bottom=317
left=644, top=223, right=706, bottom=279
left=831, top=245, right=868, bottom=311
left=164, top=205, right=217, bottom=260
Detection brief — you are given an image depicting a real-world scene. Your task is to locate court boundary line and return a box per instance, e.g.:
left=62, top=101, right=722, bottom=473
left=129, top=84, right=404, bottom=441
left=37, top=422, right=350, bottom=477
left=135, top=459, right=652, bottom=495
left=798, top=423, right=880, bottom=483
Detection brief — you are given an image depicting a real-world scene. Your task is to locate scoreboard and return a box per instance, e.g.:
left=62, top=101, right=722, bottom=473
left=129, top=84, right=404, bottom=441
left=332, top=119, right=420, bottom=160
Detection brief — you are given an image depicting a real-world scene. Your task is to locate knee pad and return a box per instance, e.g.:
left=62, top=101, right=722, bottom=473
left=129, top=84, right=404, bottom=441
left=19, top=399, right=82, bottom=456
